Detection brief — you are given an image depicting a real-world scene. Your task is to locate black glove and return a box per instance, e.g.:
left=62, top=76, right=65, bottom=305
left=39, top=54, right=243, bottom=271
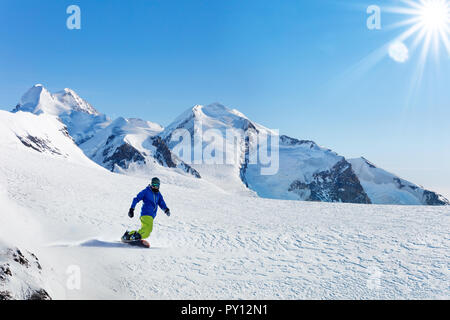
left=165, top=208, right=171, bottom=217
left=128, top=208, right=134, bottom=218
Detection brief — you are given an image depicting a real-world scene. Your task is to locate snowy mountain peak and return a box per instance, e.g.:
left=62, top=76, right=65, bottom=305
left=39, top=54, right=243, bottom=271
left=14, top=84, right=54, bottom=115
left=192, top=104, right=204, bottom=113
left=201, top=102, right=228, bottom=112
left=193, top=103, right=248, bottom=120
left=13, top=84, right=99, bottom=116
left=162, top=103, right=269, bottom=141
left=12, top=84, right=111, bottom=145
left=53, top=88, right=99, bottom=115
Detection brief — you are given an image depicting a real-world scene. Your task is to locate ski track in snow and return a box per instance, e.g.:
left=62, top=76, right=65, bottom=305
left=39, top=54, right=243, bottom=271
left=0, top=147, right=449, bottom=299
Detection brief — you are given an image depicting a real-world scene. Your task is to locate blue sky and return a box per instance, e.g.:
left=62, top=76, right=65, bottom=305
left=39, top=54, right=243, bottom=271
left=1, top=0, right=449, bottom=197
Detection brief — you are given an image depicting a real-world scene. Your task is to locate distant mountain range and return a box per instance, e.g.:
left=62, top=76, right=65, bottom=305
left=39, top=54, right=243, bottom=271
left=6, top=84, right=449, bottom=206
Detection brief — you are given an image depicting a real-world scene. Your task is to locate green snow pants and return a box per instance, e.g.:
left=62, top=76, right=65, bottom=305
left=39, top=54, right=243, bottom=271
left=130, top=216, right=154, bottom=239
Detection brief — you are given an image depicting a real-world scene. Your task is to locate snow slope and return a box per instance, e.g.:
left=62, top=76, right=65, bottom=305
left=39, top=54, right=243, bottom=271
left=0, top=239, right=52, bottom=300
left=0, top=122, right=449, bottom=299
left=0, top=110, right=100, bottom=168
left=0, top=171, right=56, bottom=300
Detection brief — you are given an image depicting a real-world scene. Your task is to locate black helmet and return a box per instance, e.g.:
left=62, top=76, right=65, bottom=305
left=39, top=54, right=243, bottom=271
left=151, top=177, right=160, bottom=188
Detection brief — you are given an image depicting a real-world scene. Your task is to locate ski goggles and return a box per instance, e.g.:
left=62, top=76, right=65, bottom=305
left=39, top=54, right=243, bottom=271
left=151, top=183, right=160, bottom=188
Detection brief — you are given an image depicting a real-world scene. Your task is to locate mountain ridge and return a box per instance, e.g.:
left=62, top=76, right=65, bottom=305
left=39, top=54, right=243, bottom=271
left=7, top=84, right=449, bottom=206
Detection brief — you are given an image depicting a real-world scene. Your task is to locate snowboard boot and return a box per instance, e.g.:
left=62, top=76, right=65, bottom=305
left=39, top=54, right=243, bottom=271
left=130, top=232, right=142, bottom=241
left=121, top=231, right=132, bottom=242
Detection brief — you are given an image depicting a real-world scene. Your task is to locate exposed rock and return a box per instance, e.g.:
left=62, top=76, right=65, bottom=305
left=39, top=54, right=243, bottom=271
left=28, top=251, right=42, bottom=270
left=239, top=134, right=252, bottom=188
left=179, top=162, right=201, bottom=178
left=8, top=248, right=30, bottom=268
left=104, top=143, right=146, bottom=171
left=289, top=159, right=372, bottom=204
left=244, top=120, right=259, bottom=133
left=152, top=137, right=201, bottom=178
left=106, top=134, right=115, bottom=145
left=0, top=291, right=13, bottom=300
left=0, top=247, right=51, bottom=300
left=16, top=134, right=62, bottom=155
left=423, top=190, right=449, bottom=206
left=361, top=157, right=376, bottom=168
left=0, top=264, right=12, bottom=280
left=102, top=145, right=112, bottom=158
left=280, top=135, right=316, bottom=148
left=394, top=177, right=406, bottom=189
left=59, top=126, right=74, bottom=141
left=28, top=289, right=51, bottom=300
left=152, top=136, right=177, bottom=167
left=240, top=119, right=260, bottom=187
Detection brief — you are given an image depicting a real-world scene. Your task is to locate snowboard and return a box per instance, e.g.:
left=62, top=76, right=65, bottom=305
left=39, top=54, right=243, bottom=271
left=121, top=238, right=150, bottom=248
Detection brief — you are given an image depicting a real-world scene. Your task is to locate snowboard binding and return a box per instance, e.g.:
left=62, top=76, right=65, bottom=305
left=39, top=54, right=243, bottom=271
left=121, top=231, right=150, bottom=248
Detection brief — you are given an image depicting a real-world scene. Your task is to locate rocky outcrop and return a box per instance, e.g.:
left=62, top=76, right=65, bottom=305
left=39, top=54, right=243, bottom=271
left=16, top=134, right=63, bottom=155
left=239, top=123, right=259, bottom=188
left=104, top=143, right=146, bottom=172
left=288, top=159, right=371, bottom=204
left=280, top=135, right=317, bottom=148
left=0, top=290, right=13, bottom=300
left=0, top=247, right=51, bottom=300
left=152, top=136, right=177, bottom=168
left=422, top=190, right=449, bottom=206
left=152, top=137, right=201, bottom=178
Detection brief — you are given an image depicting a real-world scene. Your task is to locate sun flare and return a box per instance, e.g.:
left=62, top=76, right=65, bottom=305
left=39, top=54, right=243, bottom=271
left=419, top=0, right=450, bottom=31
left=384, top=0, right=450, bottom=70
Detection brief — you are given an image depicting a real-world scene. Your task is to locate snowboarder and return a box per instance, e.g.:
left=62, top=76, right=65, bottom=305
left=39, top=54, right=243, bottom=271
left=122, top=177, right=171, bottom=244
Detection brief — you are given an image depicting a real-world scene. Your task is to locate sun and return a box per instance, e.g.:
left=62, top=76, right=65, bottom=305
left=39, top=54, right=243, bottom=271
left=419, top=0, right=450, bottom=31
left=386, top=0, right=450, bottom=59
left=344, top=1, right=449, bottom=107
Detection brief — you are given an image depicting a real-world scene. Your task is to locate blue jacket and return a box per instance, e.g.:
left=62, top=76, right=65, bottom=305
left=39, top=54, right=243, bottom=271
left=131, top=186, right=168, bottom=218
